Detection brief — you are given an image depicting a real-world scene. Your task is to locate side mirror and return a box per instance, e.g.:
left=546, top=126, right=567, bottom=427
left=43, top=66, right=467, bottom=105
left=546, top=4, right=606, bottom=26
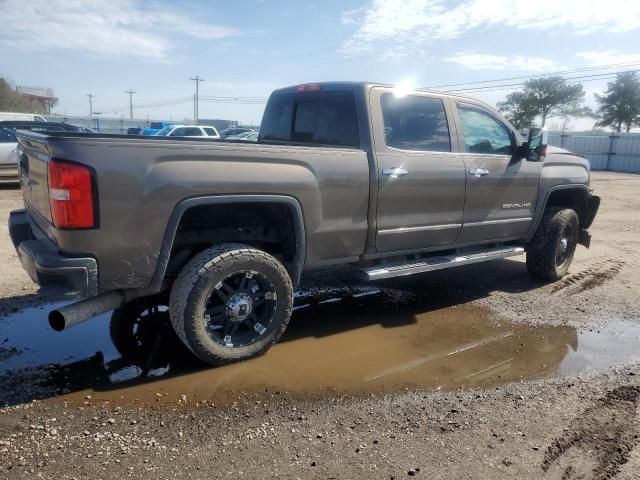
left=526, top=128, right=548, bottom=161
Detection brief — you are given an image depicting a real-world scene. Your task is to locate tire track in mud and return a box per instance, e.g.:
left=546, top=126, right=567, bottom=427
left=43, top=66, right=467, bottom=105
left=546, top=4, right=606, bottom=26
left=551, top=259, right=626, bottom=295
left=542, top=385, right=640, bottom=480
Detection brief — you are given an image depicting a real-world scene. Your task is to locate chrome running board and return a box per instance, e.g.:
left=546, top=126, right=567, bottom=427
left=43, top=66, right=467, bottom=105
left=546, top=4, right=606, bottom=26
left=361, top=246, right=525, bottom=281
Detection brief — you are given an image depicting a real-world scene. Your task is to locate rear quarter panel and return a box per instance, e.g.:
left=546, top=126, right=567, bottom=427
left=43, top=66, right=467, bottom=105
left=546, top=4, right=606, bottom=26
left=44, top=137, right=370, bottom=290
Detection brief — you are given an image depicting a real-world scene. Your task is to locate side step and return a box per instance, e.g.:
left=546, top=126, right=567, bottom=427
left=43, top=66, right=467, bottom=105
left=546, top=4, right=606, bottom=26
left=361, top=246, right=525, bottom=281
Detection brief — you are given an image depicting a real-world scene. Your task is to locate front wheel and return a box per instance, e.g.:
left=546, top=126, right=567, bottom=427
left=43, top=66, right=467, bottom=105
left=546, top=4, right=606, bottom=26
left=526, top=208, right=579, bottom=281
left=169, top=243, right=293, bottom=366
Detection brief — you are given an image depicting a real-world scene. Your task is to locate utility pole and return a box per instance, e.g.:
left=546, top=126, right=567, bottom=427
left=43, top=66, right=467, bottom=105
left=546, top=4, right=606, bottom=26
left=190, top=75, right=204, bottom=123
left=87, top=94, right=94, bottom=119
left=125, top=89, right=136, bottom=119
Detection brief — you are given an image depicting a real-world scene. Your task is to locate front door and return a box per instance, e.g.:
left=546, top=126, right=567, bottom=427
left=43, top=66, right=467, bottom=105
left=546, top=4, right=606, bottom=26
left=372, top=88, right=466, bottom=253
left=453, top=102, right=540, bottom=243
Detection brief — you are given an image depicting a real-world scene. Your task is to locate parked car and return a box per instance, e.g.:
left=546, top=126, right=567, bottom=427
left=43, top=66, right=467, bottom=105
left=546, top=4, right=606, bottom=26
left=9, top=81, right=599, bottom=367
left=218, top=127, right=254, bottom=138
left=0, top=121, right=87, bottom=183
left=141, top=121, right=176, bottom=136
left=0, top=112, right=47, bottom=122
left=153, top=124, right=220, bottom=138
left=0, top=128, right=18, bottom=183
left=71, top=125, right=97, bottom=133
left=0, top=121, right=85, bottom=132
left=225, top=131, right=259, bottom=142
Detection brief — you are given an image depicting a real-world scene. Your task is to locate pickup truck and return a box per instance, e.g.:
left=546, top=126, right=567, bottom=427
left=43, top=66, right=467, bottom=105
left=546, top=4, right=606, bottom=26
left=9, top=81, right=600, bottom=366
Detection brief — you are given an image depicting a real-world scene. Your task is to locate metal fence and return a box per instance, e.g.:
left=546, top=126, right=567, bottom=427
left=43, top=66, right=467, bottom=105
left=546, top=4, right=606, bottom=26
left=548, top=131, right=640, bottom=173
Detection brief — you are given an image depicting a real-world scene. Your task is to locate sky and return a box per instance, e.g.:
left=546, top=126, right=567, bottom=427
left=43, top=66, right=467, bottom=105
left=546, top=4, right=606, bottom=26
left=2, top=0, right=640, bottom=129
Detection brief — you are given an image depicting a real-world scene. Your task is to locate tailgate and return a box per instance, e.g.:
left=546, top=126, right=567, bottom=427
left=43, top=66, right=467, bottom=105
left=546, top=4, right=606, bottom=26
left=16, top=131, right=53, bottom=226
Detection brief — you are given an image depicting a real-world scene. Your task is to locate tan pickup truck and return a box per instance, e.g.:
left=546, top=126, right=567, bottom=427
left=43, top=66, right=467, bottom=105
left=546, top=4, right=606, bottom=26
left=9, top=81, right=599, bottom=365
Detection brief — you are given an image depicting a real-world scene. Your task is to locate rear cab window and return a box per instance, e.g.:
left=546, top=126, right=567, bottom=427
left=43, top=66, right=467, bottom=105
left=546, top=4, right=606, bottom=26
left=260, top=89, right=359, bottom=148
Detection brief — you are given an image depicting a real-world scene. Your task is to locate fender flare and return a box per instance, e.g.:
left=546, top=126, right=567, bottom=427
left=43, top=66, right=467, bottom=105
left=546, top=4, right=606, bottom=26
left=148, top=194, right=306, bottom=291
left=523, top=184, right=592, bottom=242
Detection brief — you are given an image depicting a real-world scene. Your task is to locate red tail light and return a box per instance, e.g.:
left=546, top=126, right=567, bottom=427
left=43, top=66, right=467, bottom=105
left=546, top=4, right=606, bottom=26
left=48, top=159, right=96, bottom=228
left=296, top=83, right=322, bottom=92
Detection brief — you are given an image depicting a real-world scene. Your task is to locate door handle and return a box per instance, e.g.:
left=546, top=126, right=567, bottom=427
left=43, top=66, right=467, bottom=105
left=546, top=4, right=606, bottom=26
left=469, top=168, right=490, bottom=177
left=382, top=167, right=409, bottom=178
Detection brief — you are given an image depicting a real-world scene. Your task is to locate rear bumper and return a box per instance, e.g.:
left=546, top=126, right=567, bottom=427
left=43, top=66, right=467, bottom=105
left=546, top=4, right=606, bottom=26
left=9, top=209, right=98, bottom=298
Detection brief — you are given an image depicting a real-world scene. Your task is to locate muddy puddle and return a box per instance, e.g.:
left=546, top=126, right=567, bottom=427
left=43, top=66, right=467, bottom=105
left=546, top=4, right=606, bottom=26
left=0, top=287, right=639, bottom=407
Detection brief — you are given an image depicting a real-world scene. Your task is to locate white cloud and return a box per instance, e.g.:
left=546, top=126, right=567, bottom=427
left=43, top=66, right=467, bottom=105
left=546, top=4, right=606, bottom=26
left=447, top=53, right=560, bottom=71
left=342, top=0, right=640, bottom=57
left=576, top=50, right=640, bottom=67
left=0, top=0, right=239, bottom=61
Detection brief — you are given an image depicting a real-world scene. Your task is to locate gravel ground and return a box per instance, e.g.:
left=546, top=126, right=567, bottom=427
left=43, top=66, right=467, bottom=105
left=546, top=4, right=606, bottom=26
left=1, top=172, right=639, bottom=479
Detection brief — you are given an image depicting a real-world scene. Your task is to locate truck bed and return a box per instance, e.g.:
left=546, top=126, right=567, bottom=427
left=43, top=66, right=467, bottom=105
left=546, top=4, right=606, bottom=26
left=15, top=130, right=371, bottom=293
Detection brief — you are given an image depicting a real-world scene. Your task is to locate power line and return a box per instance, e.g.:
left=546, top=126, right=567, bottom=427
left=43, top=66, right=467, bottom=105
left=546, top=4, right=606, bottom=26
left=453, top=75, right=624, bottom=95
left=96, top=61, right=640, bottom=116
left=444, top=68, right=640, bottom=94
left=134, top=97, right=193, bottom=109
left=427, top=61, right=640, bottom=90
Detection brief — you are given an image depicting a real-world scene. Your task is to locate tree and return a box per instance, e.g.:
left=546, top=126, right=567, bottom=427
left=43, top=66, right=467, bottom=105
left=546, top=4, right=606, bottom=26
left=0, top=78, right=57, bottom=114
left=498, top=76, right=590, bottom=128
left=496, top=92, right=538, bottom=130
left=0, top=78, right=34, bottom=112
left=594, top=72, right=640, bottom=133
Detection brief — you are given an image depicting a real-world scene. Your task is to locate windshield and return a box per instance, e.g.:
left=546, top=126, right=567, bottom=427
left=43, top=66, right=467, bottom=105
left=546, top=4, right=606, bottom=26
left=154, top=125, right=174, bottom=136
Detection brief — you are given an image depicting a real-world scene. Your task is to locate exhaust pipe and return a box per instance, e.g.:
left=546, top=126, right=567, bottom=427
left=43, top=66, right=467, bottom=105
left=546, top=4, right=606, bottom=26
left=49, top=290, right=138, bottom=331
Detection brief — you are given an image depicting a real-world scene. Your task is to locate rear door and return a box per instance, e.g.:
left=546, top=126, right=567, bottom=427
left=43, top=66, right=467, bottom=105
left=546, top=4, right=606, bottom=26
left=452, top=102, right=540, bottom=243
left=371, top=87, right=466, bottom=253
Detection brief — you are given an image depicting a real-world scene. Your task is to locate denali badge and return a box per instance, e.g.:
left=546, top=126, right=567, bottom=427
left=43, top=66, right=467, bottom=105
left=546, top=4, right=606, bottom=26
left=503, top=202, right=532, bottom=210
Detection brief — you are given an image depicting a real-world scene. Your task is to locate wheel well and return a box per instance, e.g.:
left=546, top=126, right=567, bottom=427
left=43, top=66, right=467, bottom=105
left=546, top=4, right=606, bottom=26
left=545, top=188, right=589, bottom=228
left=164, top=202, right=299, bottom=283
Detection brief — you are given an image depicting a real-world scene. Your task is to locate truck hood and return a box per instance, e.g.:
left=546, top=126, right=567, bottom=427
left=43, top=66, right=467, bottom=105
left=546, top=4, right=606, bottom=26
left=547, top=145, right=571, bottom=154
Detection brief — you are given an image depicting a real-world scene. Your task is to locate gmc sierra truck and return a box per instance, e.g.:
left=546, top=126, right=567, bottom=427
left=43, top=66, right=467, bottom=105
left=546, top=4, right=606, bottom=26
left=9, top=81, right=600, bottom=366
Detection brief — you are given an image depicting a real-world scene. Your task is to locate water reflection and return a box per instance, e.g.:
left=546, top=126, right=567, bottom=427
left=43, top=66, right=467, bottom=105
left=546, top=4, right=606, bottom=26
left=0, top=288, right=638, bottom=407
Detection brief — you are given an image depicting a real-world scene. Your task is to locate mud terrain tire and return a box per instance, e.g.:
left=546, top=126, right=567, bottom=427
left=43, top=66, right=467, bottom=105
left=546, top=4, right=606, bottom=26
left=526, top=208, right=579, bottom=282
left=169, top=243, right=293, bottom=366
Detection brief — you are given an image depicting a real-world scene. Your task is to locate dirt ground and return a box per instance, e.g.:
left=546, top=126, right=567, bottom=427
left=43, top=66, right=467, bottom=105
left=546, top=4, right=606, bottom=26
left=1, top=172, right=640, bottom=479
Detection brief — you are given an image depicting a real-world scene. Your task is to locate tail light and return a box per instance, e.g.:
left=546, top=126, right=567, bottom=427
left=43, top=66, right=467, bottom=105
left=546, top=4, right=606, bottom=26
left=296, top=83, right=322, bottom=92
left=48, top=159, right=97, bottom=228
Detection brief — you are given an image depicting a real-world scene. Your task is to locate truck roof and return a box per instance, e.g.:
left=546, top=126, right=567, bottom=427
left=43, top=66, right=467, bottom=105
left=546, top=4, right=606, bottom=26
left=272, top=81, right=494, bottom=108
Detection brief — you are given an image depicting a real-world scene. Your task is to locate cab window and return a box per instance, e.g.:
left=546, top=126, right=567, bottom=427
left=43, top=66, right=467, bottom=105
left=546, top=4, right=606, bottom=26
left=261, top=91, right=359, bottom=147
left=457, top=104, right=514, bottom=155
left=380, top=94, right=451, bottom=152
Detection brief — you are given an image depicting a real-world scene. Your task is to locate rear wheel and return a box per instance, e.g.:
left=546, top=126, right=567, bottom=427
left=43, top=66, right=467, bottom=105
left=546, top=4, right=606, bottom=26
left=169, top=243, right=293, bottom=366
left=109, top=301, right=167, bottom=360
left=526, top=208, right=579, bottom=281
